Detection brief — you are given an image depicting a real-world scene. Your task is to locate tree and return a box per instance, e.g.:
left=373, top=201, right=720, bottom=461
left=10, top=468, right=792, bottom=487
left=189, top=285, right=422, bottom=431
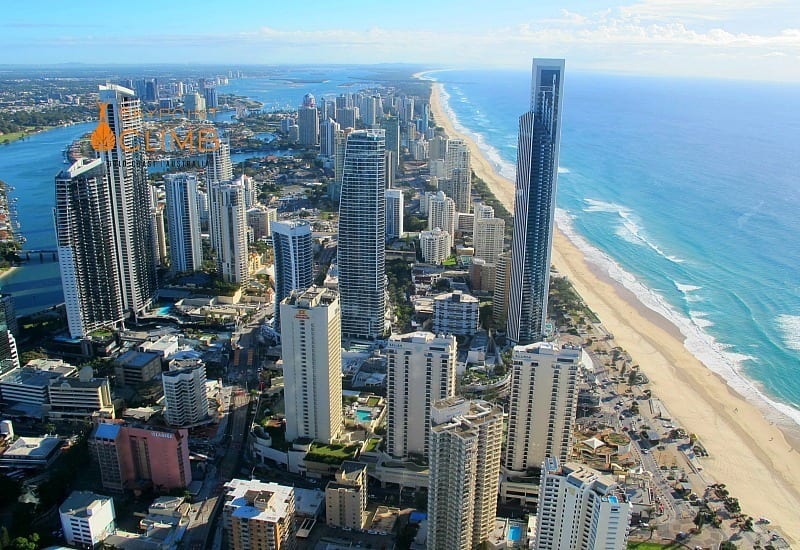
left=719, top=542, right=737, bottom=550
left=693, top=511, right=706, bottom=532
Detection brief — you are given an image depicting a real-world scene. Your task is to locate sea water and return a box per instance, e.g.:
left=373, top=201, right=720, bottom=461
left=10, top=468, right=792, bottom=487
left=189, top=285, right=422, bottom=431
left=428, top=68, right=800, bottom=426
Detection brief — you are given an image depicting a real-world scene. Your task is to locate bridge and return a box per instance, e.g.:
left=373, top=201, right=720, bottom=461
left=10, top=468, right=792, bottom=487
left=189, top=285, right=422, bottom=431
left=19, top=249, right=58, bottom=262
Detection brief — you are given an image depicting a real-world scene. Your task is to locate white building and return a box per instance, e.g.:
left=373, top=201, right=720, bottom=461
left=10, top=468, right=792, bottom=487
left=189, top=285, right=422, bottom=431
left=223, top=479, right=296, bottom=550
left=271, top=220, right=314, bottom=333
left=281, top=287, right=343, bottom=443
left=385, top=332, right=456, bottom=460
left=164, top=173, right=203, bottom=273
left=505, top=342, right=580, bottom=473
left=427, top=190, right=456, bottom=250
left=474, top=216, right=505, bottom=264
left=320, top=117, right=340, bottom=157
left=428, top=398, right=503, bottom=550
left=419, top=228, right=450, bottom=265
left=98, top=85, right=158, bottom=317
left=385, top=189, right=404, bottom=241
left=535, top=458, right=631, bottom=550
left=440, top=139, right=471, bottom=213
left=60, top=491, right=116, bottom=548
left=47, top=367, right=114, bottom=420
left=235, top=174, right=256, bottom=209
left=162, top=364, right=209, bottom=427
left=209, top=180, right=249, bottom=283
left=432, top=290, right=480, bottom=337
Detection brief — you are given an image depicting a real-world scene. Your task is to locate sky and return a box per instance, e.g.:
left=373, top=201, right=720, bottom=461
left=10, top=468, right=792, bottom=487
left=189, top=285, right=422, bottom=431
left=2, top=0, right=799, bottom=81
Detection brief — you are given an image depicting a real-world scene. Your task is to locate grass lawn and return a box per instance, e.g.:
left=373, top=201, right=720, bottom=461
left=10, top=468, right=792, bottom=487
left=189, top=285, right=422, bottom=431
left=0, top=131, right=27, bottom=144
left=305, top=442, right=360, bottom=465
left=628, top=542, right=680, bottom=549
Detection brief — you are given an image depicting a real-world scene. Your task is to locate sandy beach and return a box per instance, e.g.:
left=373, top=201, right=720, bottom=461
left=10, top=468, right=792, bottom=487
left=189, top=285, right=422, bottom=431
left=427, top=79, right=800, bottom=543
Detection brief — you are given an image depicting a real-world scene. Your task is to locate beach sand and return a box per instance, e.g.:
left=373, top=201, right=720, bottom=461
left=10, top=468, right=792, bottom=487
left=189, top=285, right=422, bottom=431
left=427, top=80, right=800, bottom=543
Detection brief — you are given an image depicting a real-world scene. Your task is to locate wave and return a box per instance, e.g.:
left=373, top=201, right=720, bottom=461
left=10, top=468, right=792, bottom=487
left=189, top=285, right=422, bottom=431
left=583, top=198, right=685, bottom=264
left=558, top=166, right=570, bottom=173
left=555, top=207, right=800, bottom=428
left=776, top=314, right=800, bottom=352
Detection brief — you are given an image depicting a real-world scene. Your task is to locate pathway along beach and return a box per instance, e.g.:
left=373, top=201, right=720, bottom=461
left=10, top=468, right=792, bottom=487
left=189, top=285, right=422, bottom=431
left=426, top=78, right=800, bottom=543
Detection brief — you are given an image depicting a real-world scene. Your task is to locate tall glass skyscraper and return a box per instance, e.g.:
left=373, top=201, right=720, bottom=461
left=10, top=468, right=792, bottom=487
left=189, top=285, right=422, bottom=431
left=99, top=84, right=157, bottom=318
left=507, top=59, right=565, bottom=344
left=338, top=129, right=386, bottom=340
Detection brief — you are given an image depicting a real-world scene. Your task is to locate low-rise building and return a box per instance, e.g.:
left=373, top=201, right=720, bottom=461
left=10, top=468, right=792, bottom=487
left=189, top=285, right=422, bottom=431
left=59, top=491, right=116, bottom=549
left=325, top=461, right=368, bottom=530
left=0, top=435, right=62, bottom=469
left=223, top=479, right=296, bottom=550
left=432, top=290, right=480, bottom=337
left=114, top=350, right=162, bottom=386
left=46, top=367, right=114, bottom=420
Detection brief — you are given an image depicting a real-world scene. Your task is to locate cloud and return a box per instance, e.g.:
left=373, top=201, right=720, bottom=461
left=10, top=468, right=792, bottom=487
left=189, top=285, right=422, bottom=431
left=617, top=0, right=791, bottom=21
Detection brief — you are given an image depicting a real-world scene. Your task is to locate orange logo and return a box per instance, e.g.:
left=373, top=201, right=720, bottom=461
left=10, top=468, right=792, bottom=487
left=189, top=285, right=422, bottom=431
left=91, top=102, right=116, bottom=152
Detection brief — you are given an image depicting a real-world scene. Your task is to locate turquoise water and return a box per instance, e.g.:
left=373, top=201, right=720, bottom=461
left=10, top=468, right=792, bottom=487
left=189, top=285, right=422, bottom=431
left=509, top=524, right=522, bottom=542
left=428, top=69, right=800, bottom=428
left=355, top=409, right=372, bottom=423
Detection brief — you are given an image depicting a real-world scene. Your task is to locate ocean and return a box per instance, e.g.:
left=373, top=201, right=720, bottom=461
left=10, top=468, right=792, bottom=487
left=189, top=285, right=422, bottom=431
left=1, top=67, right=798, bottom=427
left=427, top=68, right=800, bottom=427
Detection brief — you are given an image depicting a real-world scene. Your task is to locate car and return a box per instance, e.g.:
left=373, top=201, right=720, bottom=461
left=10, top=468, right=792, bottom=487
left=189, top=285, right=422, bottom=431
left=342, top=527, right=352, bottom=532
left=642, top=449, right=650, bottom=454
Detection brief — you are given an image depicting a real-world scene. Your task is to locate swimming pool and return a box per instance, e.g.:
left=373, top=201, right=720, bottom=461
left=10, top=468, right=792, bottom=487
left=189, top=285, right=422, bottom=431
left=355, top=409, right=372, bottom=423
left=608, top=495, right=619, bottom=504
left=509, top=524, right=522, bottom=542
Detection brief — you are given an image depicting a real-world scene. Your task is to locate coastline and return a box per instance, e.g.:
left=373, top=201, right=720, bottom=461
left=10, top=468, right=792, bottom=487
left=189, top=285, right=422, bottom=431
left=0, top=265, right=18, bottom=281
left=427, top=79, right=800, bottom=543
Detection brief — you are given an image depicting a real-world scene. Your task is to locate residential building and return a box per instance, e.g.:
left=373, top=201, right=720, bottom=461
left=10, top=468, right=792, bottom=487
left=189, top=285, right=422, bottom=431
left=535, top=458, right=631, bottom=550
left=206, top=139, right=233, bottom=184
left=0, top=305, right=19, bottom=372
left=209, top=180, right=249, bottom=283
left=427, top=190, right=456, bottom=250
left=98, top=84, right=158, bottom=318
left=55, top=158, right=124, bottom=338
left=386, top=332, right=456, bottom=460
left=325, top=461, right=368, bottom=530
left=474, top=216, right=505, bottom=264
left=419, top=228, right=450, bottom=265
left=297, top=104, right=319, bottom=147
left=183, top=92, right=206, bottom=119
left=507, top=59, right=565, bottom=343
left=281, top=287, right=342, bottom=443
left=432, top=290, right=480, bottom=337
left=0, top=293, right=18, bottom=338
left=164, top=173, right=203, bottom=273
left=247, top=204, right=278, bottom=240
left=505, top=342, right=580, bottom=473
left=338, top=129, right=386, bottom=340
left=59, top=491, right=116, bottom=549
left=90, top=422, right=192, bottom=492
left=337, top=107, right=358, bottom=131
left=384, top=189, right=404, bottom=240
left=162, top=364, right=209, bottom=426
left=320, top=118, right=340, bottom=157
left=271, top=220, right=313, bottom=333
left=440, top=139, right=471, bottom=213
left=223, top=479, right=296, bottom=550
left=428, top=398, right=503, bottom=550
left=493, top=251, right=511, bottom=329
left=380, top=115, right=400, bottom=167
left=236, top=174, right=257, bottom=209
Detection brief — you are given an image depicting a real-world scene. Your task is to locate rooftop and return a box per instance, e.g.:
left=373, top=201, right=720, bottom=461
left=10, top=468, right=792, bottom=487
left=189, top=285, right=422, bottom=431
left=59, top=490, right=113, bottom=517
left=225, top=479, right=294, bottom=524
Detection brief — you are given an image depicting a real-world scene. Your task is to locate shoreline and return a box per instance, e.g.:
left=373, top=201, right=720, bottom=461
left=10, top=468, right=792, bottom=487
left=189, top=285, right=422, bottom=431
left=426, top=78, right=800, bottom=543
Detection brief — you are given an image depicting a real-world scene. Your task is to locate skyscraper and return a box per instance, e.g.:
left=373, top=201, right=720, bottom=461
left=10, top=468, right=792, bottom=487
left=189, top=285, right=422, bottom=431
left=385, top=332, right=456, bottom=460
left=474, top=216, right=505, bottom=264
left=0, top=300, right=19, bottom=372
left=206, top=139, right=233, bottom=184
left=209, top=181, right=249, bottom=283
left=338, top=129, right=386, bottom=340
left=281, top=287, right=343, bottom=443
left=380, top=116, right=400, bottom=167
left=298, top=105, right=320, bottom=146
left=505, top=341, right=579, bottom=473
left=271, top=220, right=313, bottom=333
left=320, top=118, right=340, bottom=158
left=428, top=398, right=503, bottom=550
left=164, top=173, right=203, bottom=273
left=507, top=58, right=565, bottom=344
left=440, top=139, right=471, bottom=213
left=98, top=84, right=157, bottom=317
left=427, top=190, right=456, bottom=251
left=55, top=158, right=124, bottom=338
left=384, top=189, right=404, bottom=240
left=535, top=458, right=631, bottom=550
left=162, top=364, right=209, bottom=427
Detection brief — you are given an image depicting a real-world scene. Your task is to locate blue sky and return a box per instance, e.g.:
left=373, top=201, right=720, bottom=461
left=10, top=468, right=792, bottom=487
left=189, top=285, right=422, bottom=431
left=2, top=0, right=799, bottom=80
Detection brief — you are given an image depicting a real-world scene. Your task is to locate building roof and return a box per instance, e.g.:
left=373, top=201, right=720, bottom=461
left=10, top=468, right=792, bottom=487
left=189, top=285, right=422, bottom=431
left=2, top=436, right=62, bottom=460
left=116, top=350, right=160, bottom=368
left=59, top=490, right=113, bottom=517
left=225, top=479, right=294, bottom=523
left=93, top=423, right=121, bottom=440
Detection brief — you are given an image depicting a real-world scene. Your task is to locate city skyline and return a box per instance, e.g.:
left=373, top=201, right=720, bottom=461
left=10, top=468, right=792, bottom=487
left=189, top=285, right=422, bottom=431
left=0, top=1, right=798, bottom=81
